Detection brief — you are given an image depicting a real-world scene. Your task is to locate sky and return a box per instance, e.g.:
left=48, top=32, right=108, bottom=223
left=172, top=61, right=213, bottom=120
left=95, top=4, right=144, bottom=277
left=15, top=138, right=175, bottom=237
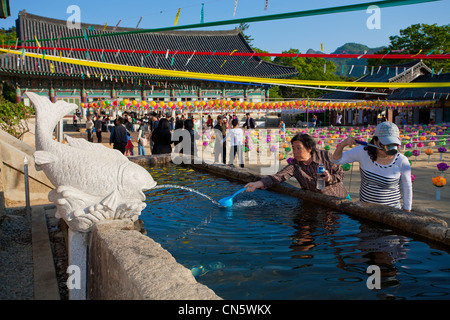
left=0, top=0, right=449, bottom=54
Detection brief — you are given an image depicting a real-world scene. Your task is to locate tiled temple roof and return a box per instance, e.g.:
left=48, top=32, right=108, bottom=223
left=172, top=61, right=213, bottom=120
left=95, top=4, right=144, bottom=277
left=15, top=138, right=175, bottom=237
left=389, top=73, right=450, bottom=100
left=320, top=60, right=438, bottom=100
left=0, top=10, right=297, bottom=81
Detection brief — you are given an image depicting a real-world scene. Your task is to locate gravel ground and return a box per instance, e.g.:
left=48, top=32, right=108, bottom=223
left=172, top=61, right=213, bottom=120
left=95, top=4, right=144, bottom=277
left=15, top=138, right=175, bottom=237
left=0, top=206, right=68, bottom=300
left=0, top=208, right=34, bottom=300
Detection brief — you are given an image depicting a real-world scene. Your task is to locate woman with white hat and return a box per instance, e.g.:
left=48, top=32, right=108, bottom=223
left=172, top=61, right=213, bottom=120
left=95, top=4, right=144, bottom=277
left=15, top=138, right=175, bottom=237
left=332, top=121, right=412, bottom=212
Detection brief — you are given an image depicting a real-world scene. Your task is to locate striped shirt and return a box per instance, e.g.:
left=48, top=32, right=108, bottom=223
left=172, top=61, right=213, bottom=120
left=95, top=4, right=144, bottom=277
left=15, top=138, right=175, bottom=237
left=332, top=145, right=412, bottom=211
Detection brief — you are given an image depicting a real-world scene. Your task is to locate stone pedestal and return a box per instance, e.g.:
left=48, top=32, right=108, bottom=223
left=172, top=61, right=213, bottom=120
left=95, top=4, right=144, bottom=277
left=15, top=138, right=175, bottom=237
left=67, top=230, right=88, bottom=300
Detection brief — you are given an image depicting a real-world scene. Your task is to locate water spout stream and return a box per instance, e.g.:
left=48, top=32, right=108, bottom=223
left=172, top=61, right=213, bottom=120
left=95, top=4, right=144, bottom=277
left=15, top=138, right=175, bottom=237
left=152, top=184, right=220, bottom=205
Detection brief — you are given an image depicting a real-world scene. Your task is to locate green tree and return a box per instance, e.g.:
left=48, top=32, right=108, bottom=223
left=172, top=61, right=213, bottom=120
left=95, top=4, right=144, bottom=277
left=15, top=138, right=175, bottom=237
left=368, top=23, right=450, bottom=72
left=0, top=97, right=35, bottom=140
left=0, top=26, right=16, bottom=47
left=272, top=48, right=341, bottom=98
left=238, top=22, right=253, bottom=46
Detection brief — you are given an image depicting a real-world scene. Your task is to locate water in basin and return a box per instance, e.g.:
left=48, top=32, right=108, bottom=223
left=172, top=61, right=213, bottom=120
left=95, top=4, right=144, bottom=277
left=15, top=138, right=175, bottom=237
left=141, top=165, right=450, bottom=300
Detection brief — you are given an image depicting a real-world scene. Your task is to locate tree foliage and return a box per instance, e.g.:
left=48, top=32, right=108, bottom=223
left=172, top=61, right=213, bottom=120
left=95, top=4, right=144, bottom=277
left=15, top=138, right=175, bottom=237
left=0, top=96, right=35, bottom=140
left=0, top=26, right=16, bottom=46
left=238, top=23, right=254, bottom=46
left=272, top=48, right=341, bottom=98
left=368, top=23, right=450, bottom=72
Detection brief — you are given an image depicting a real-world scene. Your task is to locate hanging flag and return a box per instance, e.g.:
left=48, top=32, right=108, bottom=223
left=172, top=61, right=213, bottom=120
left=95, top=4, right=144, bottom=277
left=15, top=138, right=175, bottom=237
left=363, top=66, right=367, bottom=75
left=50, top=63, right=54, bottom=73
left=200, top=3, right=204, bottom=23
left=264, top=0, right=269, bottom=10
left=56, top=31, right=62, bottom=47
left=349, top=65, right=354, bottom=75
left=102, top=23, right=108, bottom=31
left=412, top=49, right=422, bottom=57
left=136, top=16, right=143, bottom=28
left=88, top=26, right=95, bottom=31
left=112, top=20, right=121, bottom=32
left=165, top=49, right=169, bottom=59
left=220, top=60, right=227, bottom=68
left=320, top=43, right=324, bottom=52
left=83, top=28, right=89, bottom=41
left=34, top=35, right=41, bottom=48
left=341, top=65, right=345, bottom=74
left=185, top=50, right=196, bottom=66
left=357, top=50, right=367, bottom=59
left=323, top=63, right=326, bottom=73
left=233, top=0, right=238, bottom=16
left=174, top=8, right=181, bottom=26
left=386, top=67, right=390, bottom=75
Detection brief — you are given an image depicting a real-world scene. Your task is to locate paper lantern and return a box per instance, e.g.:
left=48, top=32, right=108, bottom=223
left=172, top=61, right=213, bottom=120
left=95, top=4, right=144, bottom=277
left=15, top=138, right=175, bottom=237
left=123, top=99, right=129, bottom=105
left=432, top=176, right=446, bottom=187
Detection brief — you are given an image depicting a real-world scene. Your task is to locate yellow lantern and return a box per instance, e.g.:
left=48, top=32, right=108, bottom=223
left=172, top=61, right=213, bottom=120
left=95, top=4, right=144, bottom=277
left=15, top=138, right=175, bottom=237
left=123, top=99, right=129, bottom=105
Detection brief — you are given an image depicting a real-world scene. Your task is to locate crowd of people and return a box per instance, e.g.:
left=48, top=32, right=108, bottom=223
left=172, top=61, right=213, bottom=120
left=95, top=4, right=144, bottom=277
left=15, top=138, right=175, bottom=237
left=80, top=111, right=412, bottom=212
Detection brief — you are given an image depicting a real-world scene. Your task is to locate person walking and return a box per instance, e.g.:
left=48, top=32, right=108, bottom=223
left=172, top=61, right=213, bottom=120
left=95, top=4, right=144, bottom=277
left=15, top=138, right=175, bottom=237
left=151, top=118, right=173, bottom=155
left=94, top=115, right=103, bottom=143
left=243, top=113, right=255, bottom=129
left=213, top=115, right=227, bottom=164
left=224, top=118, right=244, bottom=168
left=110, top=117, right=128, bottom=154
left=85, top=116, right=94, bottom=142
left=137, top=123, right=148, bottom=155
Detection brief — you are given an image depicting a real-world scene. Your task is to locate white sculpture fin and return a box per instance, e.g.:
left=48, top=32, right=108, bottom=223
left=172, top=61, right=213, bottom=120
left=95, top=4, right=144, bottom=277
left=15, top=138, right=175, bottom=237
left=65, top=135, right=104, bottom=151
left=65, top=135, right=128, bottom=161
left=101, top=190, right=121, bottom=211
left=34, top=150, right=58, bottom=165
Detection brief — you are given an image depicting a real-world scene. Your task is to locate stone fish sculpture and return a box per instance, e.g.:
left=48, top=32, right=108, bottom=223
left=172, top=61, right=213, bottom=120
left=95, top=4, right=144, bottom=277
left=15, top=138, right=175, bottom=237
left=26, top=92, right=156, bottom=232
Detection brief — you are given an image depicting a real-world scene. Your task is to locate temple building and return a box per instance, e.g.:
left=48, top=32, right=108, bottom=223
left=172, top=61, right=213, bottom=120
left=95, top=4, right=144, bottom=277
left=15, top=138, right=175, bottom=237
left=321, top=60, right=450, bottom=125
left=0, top=10, right=297, bottom=114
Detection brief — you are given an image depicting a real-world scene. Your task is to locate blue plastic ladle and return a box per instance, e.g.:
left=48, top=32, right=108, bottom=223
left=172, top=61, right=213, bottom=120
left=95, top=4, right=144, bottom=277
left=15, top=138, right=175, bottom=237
left=218, top=187, right=247, bottom=207
left=355, top=140, right=383, bottom=150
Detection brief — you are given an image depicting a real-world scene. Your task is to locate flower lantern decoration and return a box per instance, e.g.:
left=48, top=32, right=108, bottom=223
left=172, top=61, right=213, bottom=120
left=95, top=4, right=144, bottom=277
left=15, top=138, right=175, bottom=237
left=437, top=162, right=449, bottom=175
left=438, top=147, right=447, bottom=161
left=432, top=175, right=446, bottom=200
left=425, top=148, right=434, bottom=163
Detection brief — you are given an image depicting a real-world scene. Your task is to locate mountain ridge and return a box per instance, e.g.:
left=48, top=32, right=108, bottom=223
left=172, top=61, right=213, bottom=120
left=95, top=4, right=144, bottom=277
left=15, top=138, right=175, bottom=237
left=306, top=42, right=387, bottom=77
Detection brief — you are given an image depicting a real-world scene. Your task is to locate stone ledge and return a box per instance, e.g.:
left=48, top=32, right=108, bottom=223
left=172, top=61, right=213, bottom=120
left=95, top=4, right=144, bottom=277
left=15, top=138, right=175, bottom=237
left=87, top=221, right=221, bottom=300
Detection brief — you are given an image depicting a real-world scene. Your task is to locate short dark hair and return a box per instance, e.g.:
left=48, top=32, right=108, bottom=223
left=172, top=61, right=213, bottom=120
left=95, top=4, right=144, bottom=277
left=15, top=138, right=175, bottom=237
left=291, top=133, right=316, bottom=155
left=231, top=118, right=239, bottom=127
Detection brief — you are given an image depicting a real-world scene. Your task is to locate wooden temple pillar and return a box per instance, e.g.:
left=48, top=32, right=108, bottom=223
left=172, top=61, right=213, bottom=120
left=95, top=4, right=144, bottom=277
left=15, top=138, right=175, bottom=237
left=49, top=88, right=55, bottom=103
left=15, top=86, right=21, bottom=103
